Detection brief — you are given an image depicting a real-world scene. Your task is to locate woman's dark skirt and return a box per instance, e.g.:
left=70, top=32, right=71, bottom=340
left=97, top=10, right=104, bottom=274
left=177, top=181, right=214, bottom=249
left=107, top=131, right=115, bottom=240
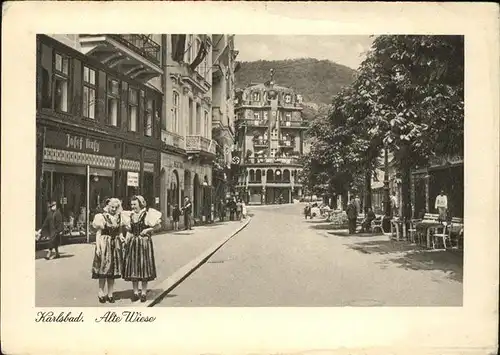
left=91, top=235, right=123, bottom=279
left=122, top=235, right=157, bottom=282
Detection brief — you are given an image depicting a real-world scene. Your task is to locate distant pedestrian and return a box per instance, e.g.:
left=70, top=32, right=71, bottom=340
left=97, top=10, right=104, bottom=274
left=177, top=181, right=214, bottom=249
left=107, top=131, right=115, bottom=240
left=236, top=199, right=242, bottom=220
left=172, top=204, right=181, bottom=231
left=304, top=203, right=311, bottom=219
left=218, top=199, right=226, bottom=222
left=346, top=198, right=358, bottom=235
left=229, top=197, right=236, bottom=221
left=361, top=207, right=376, bottom=233
left=390, top=191, right=398, bottom=217
left=241, top=199, right=247, bottom=219
left=435, top=190, right=448, bottom=221
left=122, top=195, right=162, bottom=303
left=354, top=195, right=361, bottom=215
left=182, top=197, right=193, bottom=230
left=39, top=201, right=64, bottom=259
left=91, top=198, right=125, bottom=303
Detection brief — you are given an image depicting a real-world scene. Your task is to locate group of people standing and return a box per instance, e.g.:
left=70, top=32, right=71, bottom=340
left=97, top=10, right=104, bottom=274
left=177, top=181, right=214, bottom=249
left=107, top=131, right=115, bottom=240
left=170, top=197, right=193, bottom=231
left=36, top=195, right=163, bottom=303
left=218, top=197, right=247, bottom=222
left=91, top=195, right=162, bottom=303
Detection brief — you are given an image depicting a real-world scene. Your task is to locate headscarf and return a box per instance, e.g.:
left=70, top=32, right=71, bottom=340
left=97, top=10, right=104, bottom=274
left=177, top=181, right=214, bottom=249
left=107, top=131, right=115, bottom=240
left=132, top=195, right=147, bottom=209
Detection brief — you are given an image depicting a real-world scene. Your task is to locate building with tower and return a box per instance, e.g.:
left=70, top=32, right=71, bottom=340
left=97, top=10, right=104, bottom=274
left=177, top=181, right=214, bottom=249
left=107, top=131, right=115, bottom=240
left=233, top=72, right=308, bottom=204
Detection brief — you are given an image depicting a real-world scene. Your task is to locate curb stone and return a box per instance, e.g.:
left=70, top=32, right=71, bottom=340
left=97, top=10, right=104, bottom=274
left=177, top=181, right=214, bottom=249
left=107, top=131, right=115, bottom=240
left=139, top=217, right=252, bottom=307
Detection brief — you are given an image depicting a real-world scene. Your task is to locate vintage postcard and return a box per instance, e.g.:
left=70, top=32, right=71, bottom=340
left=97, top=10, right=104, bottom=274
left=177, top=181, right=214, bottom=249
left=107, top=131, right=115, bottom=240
left=1, top=2, right=498, bottom=355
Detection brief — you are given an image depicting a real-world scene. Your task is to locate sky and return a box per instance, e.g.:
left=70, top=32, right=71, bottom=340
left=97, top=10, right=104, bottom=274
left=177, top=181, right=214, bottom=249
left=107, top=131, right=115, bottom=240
left=234, top=35, right=374, bottom=70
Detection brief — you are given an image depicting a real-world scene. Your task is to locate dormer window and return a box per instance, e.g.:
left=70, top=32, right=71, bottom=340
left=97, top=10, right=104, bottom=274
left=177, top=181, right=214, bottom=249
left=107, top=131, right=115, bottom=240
left=252, top=92, right=260, bottom=101
left=285, top=94, right=292, bottom=104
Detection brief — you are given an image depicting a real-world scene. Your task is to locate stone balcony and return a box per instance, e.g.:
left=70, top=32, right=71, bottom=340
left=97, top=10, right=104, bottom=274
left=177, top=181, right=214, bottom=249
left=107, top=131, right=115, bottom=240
left=79, top=34, right=163, bottom=82
left=186, top=135, right=216, bottom=155
left=161, top=130, right=185, bottom=151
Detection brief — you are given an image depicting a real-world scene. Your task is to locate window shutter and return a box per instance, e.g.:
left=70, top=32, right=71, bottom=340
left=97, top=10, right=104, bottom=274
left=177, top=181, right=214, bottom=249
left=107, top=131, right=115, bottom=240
left=120, top=81, right=128, bottom=131
left=139, top=90, right=145, bottom=135
left=40, top=44, right=53, bottom=109
left=97, top=71, right=106, bottom=123
left=72, top=59, right=82, bottom=116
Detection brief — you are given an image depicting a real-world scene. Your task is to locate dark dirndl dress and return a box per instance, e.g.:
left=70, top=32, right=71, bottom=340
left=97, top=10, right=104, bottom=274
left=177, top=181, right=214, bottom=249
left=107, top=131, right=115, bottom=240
left=123, top=210, right=157, bottom=282
left=91, top=214, right=124, bottom=279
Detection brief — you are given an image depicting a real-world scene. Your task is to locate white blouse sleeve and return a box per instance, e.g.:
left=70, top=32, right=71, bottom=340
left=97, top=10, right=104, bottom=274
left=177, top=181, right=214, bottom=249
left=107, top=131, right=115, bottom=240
left=145, top=208, right=162, bottom=227
left=92, top=213, right=106, bottom=230
left=120, top=211, right=132, bottom=228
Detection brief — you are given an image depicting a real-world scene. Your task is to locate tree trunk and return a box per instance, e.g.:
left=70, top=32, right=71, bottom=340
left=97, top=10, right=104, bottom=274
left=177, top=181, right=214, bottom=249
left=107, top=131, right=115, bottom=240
left=341, top=189, right=348, bottom=210
left=363, top=168, right=372, bottom=213
left=401, top=161, right=412, bottom=220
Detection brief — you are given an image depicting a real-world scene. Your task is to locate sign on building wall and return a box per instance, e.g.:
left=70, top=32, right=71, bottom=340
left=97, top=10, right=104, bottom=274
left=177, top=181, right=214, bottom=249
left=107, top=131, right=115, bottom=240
left=127, top=172, right=139, bottom=187
left=44, top=128, right=119, bottom=156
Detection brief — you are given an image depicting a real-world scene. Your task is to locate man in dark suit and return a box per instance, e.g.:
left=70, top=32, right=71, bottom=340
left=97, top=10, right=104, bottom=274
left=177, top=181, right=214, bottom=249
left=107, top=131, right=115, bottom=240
left=346, top=197, right=358, bottom=235
left=182, top=197, right=193, bottom=230
left=40, top=201, right=64, bottom=259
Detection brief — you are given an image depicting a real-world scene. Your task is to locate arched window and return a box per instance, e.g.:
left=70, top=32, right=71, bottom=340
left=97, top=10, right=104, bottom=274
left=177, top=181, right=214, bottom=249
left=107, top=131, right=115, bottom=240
left=256, top=170, right=262, bottom=182
left=249, top=169, right=255, bottom=182
left=283, top=169, right=290, bottom=182
left=266, top=169, right=274, bottom=182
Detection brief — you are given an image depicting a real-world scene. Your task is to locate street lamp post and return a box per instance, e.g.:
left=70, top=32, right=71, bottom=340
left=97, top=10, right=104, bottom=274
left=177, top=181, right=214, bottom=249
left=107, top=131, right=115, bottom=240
left=382, top=146, right=391, bottom=232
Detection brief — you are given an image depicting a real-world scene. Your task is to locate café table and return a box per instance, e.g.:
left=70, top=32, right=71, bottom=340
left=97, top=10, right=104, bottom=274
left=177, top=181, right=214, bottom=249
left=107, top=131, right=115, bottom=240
left=416, top=220, right=445, bottom=248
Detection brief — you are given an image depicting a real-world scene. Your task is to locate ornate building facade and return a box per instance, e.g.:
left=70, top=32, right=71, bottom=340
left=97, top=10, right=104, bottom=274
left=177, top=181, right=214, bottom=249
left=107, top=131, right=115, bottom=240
left=234, top=79, right=307, bottom=204
left=211, top=35, right=239, bottom=204
left=36, top=34, right=234, bottom=231
left=160, top=34, right=216, bottom=225
left=36, top=34, right=164, bottom=229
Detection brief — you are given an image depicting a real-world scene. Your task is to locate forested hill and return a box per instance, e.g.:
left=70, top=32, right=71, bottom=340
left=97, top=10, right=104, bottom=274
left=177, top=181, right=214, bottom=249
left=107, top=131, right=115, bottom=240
left=235, top=58, right=357, bottom=105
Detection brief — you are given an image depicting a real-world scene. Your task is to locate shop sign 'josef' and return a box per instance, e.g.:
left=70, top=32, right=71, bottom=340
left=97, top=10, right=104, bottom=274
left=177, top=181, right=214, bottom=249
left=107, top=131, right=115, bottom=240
left=66, top=134, right=100, bottom=153
left=44, top=128, right=119, bottom=156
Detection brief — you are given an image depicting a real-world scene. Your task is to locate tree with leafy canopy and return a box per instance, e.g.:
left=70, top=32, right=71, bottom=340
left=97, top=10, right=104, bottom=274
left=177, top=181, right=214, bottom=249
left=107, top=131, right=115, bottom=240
left=303, top=35, right=463, bottom=217
left=354, top=35, right=464, bottom=219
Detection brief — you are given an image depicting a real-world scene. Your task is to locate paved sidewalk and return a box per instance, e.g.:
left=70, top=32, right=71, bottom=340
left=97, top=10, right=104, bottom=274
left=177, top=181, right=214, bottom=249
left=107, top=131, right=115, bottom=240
left=36, top=219, right=251, bottom=307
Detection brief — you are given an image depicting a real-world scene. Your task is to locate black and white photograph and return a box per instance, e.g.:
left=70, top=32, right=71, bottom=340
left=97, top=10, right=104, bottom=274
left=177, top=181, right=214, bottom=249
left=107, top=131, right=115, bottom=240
left=2, top=2, right=498, bottom=355
left=34, top=33, right=464, bottom=307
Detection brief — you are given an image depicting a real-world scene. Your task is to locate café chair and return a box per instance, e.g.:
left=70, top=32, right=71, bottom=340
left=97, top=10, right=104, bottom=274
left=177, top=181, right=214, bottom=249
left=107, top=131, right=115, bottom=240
left=432, top=222, right=451, bottom=250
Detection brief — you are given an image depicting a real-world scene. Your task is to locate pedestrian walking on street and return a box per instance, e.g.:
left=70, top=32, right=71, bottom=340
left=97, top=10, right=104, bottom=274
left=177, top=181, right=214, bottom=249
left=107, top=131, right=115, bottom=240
left=354, top=195, right=361, bottom=215
left=346, top=198, right=358, bottom=235
left=241, top=199, right=247, bottom=219
left=91, top=198, right=126, bottom=304
left=304, top=203, right=311, bottom=219
left=218, top=199, right=226, bottom=222
left=172, top=204, right=181, bottom=231
left=39, top=201, right=64, bottom=260
left=435, top=190, right=448, bottom=221
left=229, top=197, right=236, bottom=221
left=182, top=197, right=193, bottom=230
left=236, top=199, right=242, bottom=220
left=122, top=195, right=162, bottom=303
left=390, top=191, right=399, bottom=217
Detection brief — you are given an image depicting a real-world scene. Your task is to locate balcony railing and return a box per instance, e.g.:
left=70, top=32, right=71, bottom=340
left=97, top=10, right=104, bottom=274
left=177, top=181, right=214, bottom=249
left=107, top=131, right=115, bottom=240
left=186, top=135, right=216, bottom=155
left=245, top=157, right=301, bottom=165
left=161, top=130, right=185, bottom=150
left=253, top=139, right=269, bottom=147
left=108, top=34, right=161, bottom=65
left=279, top=139, right=295, bottom=148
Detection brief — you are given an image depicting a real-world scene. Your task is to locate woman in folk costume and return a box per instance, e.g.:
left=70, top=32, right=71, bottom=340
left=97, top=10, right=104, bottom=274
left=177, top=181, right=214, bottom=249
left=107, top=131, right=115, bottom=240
left=122, top=195, right=162, bottom=302
left=91, top=198, right=126, bottom=304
